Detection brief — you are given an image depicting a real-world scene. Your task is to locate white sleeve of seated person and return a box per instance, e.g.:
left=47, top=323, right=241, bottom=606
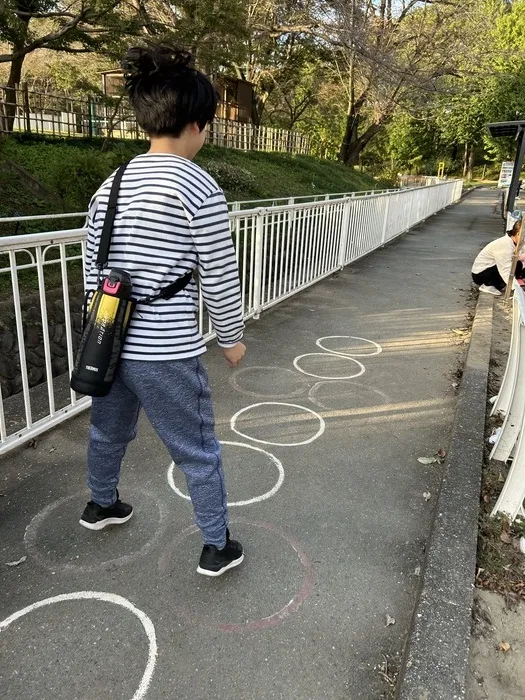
left=190, top=190, right=245, bottom=348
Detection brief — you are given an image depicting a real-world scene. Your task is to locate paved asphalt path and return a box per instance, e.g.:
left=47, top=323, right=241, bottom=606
left=0, top=190, right=501, bottom=700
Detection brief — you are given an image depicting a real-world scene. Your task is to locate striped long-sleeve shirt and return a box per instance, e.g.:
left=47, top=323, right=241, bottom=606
left=84, top=153, right=244, bottom=361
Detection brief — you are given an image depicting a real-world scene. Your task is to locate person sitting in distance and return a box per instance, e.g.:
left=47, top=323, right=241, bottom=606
left=471, top=218, right=524, bottom=296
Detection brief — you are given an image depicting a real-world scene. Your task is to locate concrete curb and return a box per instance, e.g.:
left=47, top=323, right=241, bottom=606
left=396, top=293, right=494, bottom=700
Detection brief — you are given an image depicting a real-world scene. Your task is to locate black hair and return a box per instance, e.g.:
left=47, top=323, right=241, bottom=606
left=507, top=221, right=522, bottom=237
left=121, top=45, right=218, bottom=137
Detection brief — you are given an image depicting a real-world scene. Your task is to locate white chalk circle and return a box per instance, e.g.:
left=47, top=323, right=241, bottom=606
left=231, top=402, right=325, bottom=447
left=24, top=489, right=168, bottom=573
left=229, top=366, right=309, bottom=399
left=293, top=353, right=365, bottom=380
left=308, top=380, right=391, bottom=411
left=168, top=441, right=284, bottom=506
left=316, top=335, right=383, bottom=357
left=0, top=591, right=157, bottom=700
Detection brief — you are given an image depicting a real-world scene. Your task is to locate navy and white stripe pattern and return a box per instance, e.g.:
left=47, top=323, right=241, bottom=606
left=84, top=153, right=244, bottom=361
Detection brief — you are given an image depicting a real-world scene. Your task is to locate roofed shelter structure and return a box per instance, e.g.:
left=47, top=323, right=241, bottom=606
left=487, top=121, right=525, bottom=214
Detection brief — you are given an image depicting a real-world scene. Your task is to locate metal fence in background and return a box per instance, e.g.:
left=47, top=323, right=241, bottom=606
left=398, top=175, right=443, bottom=188
left=0, top=179, right=463, bottom=454
left=0, top=84, right=310, bottom=155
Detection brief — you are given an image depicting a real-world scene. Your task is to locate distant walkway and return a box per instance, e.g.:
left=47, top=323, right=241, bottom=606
left=0, top=189, right=501, bottom=699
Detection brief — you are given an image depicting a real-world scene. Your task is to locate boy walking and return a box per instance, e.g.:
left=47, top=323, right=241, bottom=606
left=79, top=46, right=246, bottom=577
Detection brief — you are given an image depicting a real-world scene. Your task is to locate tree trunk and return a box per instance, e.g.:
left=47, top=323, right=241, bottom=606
left=251, top=90, right=270, bottom=127
left=4, top=15, right=30, bottom=132
left=251, top=94, right=262, bottom=126
left=339, top=47, right=358, bottom=164
left=467, top=145, right=475, bottom=181
left=339, top=109, right=360, bottom=164
left=341, top=122, right=384, bottom=166
left=462, top=143, right=469, bottom=178
left=4, top=55, right=25, bottom=132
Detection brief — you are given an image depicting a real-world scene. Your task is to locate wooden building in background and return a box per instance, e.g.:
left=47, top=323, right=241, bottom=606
left=101, top=70, right=253, bottom=124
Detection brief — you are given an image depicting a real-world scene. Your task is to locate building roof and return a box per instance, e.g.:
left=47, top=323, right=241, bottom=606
left=487, top=121, right=525, bottom=138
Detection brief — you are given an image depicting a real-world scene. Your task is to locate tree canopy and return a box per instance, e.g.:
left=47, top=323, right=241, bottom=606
left=1, top=0, right=524, bottom=176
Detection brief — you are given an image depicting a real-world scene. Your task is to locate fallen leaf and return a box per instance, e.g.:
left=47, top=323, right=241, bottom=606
left=49, top=447, right=56, bottom=453
left=497, top=641, right=511, bottom=653
left=500, top=531, right=513, bottom=544
left=423, top=492, right=431, bottom=501
left=385, top=614, right=396, bottom=626
left=418, top=457, right=439, bottom=465
left=437, top=448, right=447, bottom=458
left=5, top=556, right=27, bottom=567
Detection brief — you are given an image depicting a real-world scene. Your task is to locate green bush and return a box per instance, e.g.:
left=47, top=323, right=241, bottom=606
left=200, top=160, right=256, bottom=193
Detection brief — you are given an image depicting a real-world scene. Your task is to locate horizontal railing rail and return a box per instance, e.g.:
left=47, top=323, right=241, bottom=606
left=0, top=180, right=463, bottom=454
left=0, top=188, right=400, bottom=228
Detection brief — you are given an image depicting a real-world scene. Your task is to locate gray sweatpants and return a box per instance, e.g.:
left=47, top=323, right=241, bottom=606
left=87, top=357, right=228, bottom=548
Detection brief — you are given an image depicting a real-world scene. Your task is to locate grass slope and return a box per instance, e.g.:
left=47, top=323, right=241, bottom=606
left=0, top=136, right=378, bottom=236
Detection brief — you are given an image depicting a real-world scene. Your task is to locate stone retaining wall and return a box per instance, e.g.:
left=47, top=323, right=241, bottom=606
left=0, top=286, right=84, bottom=398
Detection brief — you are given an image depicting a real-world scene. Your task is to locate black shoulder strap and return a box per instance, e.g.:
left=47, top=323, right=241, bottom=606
left=139, top=270, right=194, bottom=305
left=95, top=161, right=192, bottom=304
left=96, top=163, right=129, bottom=269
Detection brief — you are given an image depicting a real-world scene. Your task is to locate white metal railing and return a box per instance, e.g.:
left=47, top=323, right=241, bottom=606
left=489, top=282, right=525, bottom=520
left=228, top=189, right=399, bottom=211
left=0, top=179, right=462, bottom=454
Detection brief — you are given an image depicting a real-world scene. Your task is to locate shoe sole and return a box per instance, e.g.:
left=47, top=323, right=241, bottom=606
left=79, top=511, right=133, bottom=531
left=480, top=288, right=501, bottom=296
left=196, top=553, right=245, bottom=577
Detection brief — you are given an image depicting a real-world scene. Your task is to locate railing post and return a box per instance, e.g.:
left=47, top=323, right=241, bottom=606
left=338, top=198, right=352, bottom=269
left=380, top=195, right=390, bottom=246
left=22, top=83, right=31, bottom=134
left=253, top=209, right=265, bottom=318
left=87, top=96, right=94, bottom=138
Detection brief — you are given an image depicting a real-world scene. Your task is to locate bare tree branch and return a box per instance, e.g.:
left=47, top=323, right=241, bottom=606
left=0, top=9, right=94, bottom=63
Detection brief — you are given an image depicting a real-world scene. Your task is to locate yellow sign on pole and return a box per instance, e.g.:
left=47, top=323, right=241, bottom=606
left=437, top=162, right=445, bottom=178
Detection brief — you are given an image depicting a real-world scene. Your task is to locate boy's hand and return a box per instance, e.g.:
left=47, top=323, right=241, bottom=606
left=222, top=342, right=246, bottom=368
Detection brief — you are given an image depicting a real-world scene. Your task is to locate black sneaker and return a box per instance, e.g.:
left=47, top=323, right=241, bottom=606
left=79, top=492, right=133, bottom=531
left=197, top=530, right=244, bottom=577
